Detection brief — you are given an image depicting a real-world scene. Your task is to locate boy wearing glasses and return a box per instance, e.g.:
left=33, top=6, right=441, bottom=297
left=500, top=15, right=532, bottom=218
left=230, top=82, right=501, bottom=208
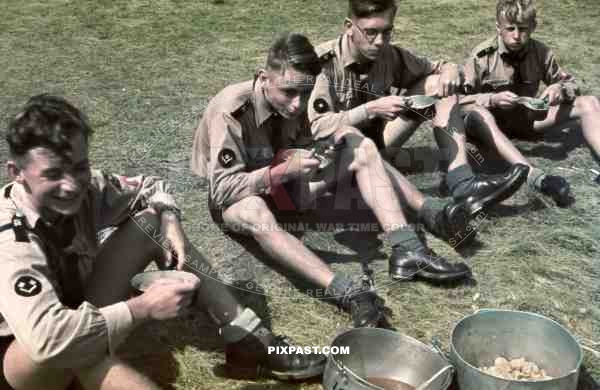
left=460, top=0, right=600, bottom=204
left=309, top=0, right=529, bottom=218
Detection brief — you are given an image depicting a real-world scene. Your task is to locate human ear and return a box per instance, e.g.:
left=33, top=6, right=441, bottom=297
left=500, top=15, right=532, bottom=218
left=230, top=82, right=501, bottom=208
left=6, top=160, right=23, bottom=183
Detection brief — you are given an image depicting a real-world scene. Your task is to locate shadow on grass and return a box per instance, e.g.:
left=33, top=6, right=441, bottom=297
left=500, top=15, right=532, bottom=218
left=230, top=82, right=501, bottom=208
left=520, top=125, right=586, bottom=162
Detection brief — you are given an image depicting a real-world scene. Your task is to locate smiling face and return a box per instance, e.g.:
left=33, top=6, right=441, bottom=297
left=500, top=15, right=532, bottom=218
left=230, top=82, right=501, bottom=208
left=346, top=8, right=395, bottom=62
left=263, top=67, right=315, bottom=119
left=9, top=133, right=91, bottom=218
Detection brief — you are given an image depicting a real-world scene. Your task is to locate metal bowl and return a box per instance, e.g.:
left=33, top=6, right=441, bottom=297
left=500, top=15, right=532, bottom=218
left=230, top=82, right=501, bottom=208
left=517, top=97, right=549, bottom=111
left=450, top=309, right=582, bottom=390
left=407, top=95, right=438, bottom=110
left=323, top=328, right=453, bottom=390
left=130, top=270, right=199, bottom=292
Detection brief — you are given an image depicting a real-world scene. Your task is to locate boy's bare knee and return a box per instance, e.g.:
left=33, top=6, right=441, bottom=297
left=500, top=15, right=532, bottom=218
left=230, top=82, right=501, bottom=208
left=3, top=341, right=73, bottom=390
left=345, top=136, right=379, bottom=171
left=76, top=356, right=159, bottom=390
left=576, top=95, right=600, bottom=115
left=222, top=196, right=276, bottom=234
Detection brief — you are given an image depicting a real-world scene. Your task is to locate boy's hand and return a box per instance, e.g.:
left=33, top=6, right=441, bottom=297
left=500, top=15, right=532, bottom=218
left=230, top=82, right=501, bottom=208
left=159, top=211, right=188, bottom=270
left=128, top=278, right=200, bottom=323
left=491, top=91, right=518, bottom=109
left=274, top=149, right=320, bottom=182
left=540, top=84, right=563, bottom=106
left=437, top=64, right=462, bottom=96
left=366, top=96, right=409, bottom=121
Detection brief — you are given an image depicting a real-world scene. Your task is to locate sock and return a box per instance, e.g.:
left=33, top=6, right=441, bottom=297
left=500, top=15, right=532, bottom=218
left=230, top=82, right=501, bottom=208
left=327, top=274, right=354, bottom=305
left=387, top=226, right=424, bottom=252
left=527, top=167, right=546, bottom=190
left=220, top=308, right=263, bottom=344
left=446, top=164, right=475, bottom=198
left=417, top=197, right=438, bottom=228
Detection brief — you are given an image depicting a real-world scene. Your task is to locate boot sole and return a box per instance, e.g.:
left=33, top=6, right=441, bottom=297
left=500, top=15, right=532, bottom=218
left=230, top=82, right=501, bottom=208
left=389, top=268, right=416, bottom=281
left=444, top=203, right=477, bottom=247
left=464, top=167, right=529, bottom=215
left=390, top=267, right=471, bottom=283
left=225, top=362, right=325, bottom=381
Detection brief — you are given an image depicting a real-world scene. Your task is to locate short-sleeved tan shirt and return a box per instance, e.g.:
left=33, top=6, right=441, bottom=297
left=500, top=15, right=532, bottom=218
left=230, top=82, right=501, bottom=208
left=191, top=79, right=312, bottom=210
left=307, top=34, right=445, bottom=140
left=0, top=170, right=177, bottom=368
left=461, top=36, right=579, bottom=108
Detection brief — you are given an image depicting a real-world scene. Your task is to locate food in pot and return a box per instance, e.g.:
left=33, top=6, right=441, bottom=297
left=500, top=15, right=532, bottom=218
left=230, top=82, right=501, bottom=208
left=480, top=357, right=552, bottom=380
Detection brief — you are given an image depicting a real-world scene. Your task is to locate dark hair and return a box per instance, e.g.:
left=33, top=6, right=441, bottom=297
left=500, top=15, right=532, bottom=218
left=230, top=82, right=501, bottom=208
left=496, top=0, right=537, bottom=25
left=6, top=94, right=92, bottom=161
left=348, top=0, right=397, bottom=18
left=266, top=32, right=321, bottom=77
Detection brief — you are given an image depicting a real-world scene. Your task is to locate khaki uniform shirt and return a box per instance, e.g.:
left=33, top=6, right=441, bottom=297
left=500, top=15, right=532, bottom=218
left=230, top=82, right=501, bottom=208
left=191, top=79, right=312, bottom=209
left=0, top=170, right=177, bottom=368
left=308, top=34, right=445, bottom=140
left=461, top=36, right=579, bottom=108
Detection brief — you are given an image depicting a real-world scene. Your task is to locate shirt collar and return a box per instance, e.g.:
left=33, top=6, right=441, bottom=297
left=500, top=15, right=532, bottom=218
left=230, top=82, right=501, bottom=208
left=340, top=34, right=359, bottom=68
left=252, top=76, right=277, bottom=127
left=340, top=34, right=378, bottom=74
left=7, top=182, right=42, bottom=228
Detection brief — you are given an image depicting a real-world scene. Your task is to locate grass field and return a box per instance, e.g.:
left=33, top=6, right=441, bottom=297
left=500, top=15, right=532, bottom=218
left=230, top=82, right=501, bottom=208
left=0, top=0, right=599, bottom=389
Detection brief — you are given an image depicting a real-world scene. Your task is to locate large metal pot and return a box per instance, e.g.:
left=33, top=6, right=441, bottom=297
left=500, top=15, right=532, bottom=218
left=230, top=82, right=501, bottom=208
left=323, top=328, right=453, bottom=390
left=450, top=309, right=582, bottom=390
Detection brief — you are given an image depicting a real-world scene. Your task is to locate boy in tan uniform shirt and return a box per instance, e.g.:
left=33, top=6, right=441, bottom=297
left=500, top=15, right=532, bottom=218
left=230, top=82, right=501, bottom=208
left=192, top=33, right=481, bottom=332
left=0, top=95, right=325, bottom=389
left=460, top=0, right=600, bottom=205
left=308, top=0, right=530, bottom=215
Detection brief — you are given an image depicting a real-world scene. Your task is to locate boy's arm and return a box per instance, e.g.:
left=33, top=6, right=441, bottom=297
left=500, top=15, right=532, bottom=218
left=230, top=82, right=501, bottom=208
left=205, top=113, right=271, bottom=208
left=90, top=170, right=179, bottom=228
left=0, top=239, right=133, bottom=369
left=308, top=72, right=370, bottom=140
left=541, top=47, right=579, bottom=102
left=460, top=52, right=495, bottom=108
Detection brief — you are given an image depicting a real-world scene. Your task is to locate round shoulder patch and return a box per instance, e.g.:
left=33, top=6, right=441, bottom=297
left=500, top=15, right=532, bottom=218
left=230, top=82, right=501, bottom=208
left=218, top=149, right=236, bottom=168
left=15, top=276, right=42, bottom=297
left=313, top=98, right=330, bottom=114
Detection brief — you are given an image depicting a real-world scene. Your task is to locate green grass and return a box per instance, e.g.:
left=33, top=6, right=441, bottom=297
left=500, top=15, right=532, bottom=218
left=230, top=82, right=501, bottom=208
left=0, top=0, right=599, bottom=389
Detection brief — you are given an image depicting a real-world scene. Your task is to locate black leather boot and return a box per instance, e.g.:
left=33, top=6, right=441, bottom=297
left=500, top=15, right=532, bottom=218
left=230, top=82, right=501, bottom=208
left=452, top=163, right=529, bottom=214
left=539, top=175, right=572, bottom=207
left=421, top=200, right=478, bottom=248
left=338, top=288, right=390, bottom=329
left=225, top=324, right=326, bottom=380
left=389, top=245, right=471, bottom=282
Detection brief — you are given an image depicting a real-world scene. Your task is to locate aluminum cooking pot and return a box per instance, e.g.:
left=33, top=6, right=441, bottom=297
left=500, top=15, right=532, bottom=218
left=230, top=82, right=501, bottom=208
left=450, top=309, right=582, bottom=390
left=323, top=328, right=453, bottom=390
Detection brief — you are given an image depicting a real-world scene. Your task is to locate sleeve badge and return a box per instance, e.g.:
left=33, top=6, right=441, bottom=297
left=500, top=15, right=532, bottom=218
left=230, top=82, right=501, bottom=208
left=15, top=276, right=42, bottom=297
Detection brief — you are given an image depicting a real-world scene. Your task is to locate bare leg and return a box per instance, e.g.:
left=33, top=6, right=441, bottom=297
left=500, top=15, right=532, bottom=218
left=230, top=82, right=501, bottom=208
left=222, top=196, right=335, bottom=289
left=3, top=341, right=161, bottom=390
left=76, top=356, right=161, bottom=390
left=534, top=95, right=600, bottom=162
left=464, top=105, right=531, bottom=166
left=3, top=341, right=73, bottom=390
left=381, top=115, right=422, bottom=155
left=433, top=96, right=471, bottom=172
left=87, top=209, right=243, bottom=327
left=382, top=160, right=425, bottom=211
left=336, top=131, right=408, bottom=230
left=84, top=210, right=163, bottom=307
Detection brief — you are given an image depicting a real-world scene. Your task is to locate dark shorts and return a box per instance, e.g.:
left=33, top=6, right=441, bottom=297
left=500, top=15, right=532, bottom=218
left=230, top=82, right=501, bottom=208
left=490, top=106, right=544, bottom=141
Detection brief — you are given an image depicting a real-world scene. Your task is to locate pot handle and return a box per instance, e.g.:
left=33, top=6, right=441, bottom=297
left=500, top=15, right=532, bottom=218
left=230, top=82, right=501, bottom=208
left=431, top=336, right=448, bottom=359
left=415, top=365, right=454, bottom=390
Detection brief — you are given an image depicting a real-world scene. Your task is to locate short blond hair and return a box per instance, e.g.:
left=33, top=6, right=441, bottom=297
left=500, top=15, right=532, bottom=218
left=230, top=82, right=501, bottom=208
left=496, top=0, right=537, bottom=25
